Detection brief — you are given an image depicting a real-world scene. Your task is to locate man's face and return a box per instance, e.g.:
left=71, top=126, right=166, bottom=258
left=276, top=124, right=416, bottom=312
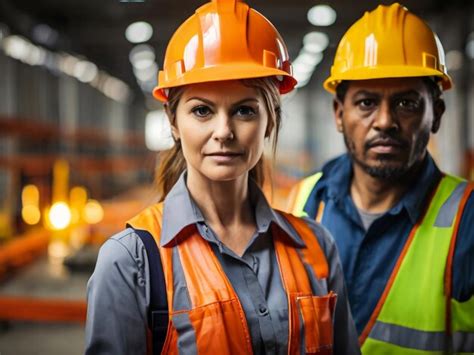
left=334, top=78, right=444, bottom=180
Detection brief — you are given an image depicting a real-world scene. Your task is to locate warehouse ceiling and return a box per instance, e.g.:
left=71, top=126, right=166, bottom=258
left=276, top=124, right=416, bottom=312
left=0, top=0, right=468, bottom=100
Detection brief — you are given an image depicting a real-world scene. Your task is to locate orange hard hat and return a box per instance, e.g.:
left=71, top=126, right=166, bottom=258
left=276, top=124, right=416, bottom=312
left=324, top=3, right=453, bottom=93
left=153, top=0, right=297, bottom=102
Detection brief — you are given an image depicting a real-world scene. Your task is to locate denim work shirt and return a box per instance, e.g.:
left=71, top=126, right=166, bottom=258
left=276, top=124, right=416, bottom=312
left=85, top=173, right=360, bottom=354
left=302, top=153, right=474, bottom=335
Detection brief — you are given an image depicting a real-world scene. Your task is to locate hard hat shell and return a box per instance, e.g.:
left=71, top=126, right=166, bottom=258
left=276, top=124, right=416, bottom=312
left=153, top=0, right=297, bottom=102
left=324, top=3, right=453, bottom=93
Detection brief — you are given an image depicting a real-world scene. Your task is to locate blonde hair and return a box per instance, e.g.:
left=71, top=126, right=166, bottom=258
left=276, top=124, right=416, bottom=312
left=156, top=78, right=282, bottom=201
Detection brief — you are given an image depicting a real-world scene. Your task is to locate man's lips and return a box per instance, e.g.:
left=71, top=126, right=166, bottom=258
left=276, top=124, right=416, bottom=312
left=366, top=138, right=406, bottom=154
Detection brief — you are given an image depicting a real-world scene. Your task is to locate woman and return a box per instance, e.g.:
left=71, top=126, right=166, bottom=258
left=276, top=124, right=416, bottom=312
left=85, top=0, right=359, bottom=354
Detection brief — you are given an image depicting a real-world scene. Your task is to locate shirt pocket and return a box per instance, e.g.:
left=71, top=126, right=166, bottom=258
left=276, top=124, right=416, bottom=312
left=296, top=291, right=337, bottom=354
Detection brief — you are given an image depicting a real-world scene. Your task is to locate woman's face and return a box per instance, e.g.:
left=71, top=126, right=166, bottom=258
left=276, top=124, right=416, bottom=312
left=172, top=80, right=270, bottom=183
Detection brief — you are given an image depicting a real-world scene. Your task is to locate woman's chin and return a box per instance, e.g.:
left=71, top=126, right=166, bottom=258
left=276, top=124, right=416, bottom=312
left=200, top=166, right=249, bottom=183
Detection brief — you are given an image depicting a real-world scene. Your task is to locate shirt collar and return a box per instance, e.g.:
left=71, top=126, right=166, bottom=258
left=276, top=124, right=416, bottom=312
left=317, top=153, right=442, bottom=224
left=160, top=171, right=305, bottom=248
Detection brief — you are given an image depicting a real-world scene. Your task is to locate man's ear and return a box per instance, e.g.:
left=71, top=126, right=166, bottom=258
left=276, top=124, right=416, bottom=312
left=333, top=98, right=344, bottom=133
left=432, top=98, right=445, bottom=133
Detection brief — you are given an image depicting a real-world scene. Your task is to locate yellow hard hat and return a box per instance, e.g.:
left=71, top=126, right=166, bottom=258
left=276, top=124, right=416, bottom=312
left=324, top=3, right=453, bottom=93
left=153, top=0, right=297, bottom=102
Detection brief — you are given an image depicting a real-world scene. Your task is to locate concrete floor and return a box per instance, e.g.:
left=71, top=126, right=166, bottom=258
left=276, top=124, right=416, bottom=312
left=0, top=254, right=93, bottom=354
left=0, top=321, right=84, bottom=355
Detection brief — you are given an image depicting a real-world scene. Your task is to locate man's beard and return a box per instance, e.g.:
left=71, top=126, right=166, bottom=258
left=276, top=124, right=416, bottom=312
left=343, top=130, right=429, bottom=181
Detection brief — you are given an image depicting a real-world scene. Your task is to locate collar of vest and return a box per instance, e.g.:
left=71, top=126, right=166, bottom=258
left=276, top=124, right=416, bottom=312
left=154, top=173, right=306, bottom=248
left=128, top=204, right=307, bottom=250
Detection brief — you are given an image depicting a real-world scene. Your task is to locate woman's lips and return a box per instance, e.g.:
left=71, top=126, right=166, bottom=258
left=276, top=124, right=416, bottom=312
left=206, top=152, right=242, bottom=162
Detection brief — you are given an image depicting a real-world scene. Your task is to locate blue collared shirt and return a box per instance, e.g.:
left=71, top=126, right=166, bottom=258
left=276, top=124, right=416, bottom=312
left=302, top=153, right=474, bottom=335
left=85, top=173, right=360, bottom=354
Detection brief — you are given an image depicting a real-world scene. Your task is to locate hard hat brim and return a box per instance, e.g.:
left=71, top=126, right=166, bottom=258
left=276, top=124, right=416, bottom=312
left=324, top=66, right=453, bottom=94
left=153, top=64, right=297, bottom=102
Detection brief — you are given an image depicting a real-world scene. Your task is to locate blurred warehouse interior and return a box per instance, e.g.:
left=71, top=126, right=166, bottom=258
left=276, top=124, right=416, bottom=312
left=0, top=0, right=473, bottom=353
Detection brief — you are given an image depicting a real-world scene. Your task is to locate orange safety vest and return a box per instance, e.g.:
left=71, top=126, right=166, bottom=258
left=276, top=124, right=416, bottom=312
left=128, top=202, right=337, bottom=354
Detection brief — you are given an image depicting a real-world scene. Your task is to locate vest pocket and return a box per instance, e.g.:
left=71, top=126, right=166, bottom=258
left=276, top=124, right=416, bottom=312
left=296, top=291, right=337, bottom=354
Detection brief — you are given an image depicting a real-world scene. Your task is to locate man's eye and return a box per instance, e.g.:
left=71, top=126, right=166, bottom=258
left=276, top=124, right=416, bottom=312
left=235, top=105, right=257, bottom=117
left=192, top=106, right=212, bottom=117
left=357, top=99, right=376, bottom=109
left=396, top=99, right=419, bottom=110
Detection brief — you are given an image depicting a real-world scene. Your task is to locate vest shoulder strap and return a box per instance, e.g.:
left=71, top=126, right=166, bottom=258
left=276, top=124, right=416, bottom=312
left=133, top=228, right=168, bottom=355
left=277, top=210, right=329, bottom=279
left=126, top=202, right=168, bottom=355
left=287, top=172, right=323, bottom=217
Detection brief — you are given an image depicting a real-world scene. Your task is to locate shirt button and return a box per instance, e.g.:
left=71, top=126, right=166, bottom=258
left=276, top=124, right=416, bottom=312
left=258, top=305, right=268, bottom=316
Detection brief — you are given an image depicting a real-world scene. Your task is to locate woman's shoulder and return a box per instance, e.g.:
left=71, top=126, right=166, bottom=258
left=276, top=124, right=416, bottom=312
left=94, top=228, right=149, bottom=275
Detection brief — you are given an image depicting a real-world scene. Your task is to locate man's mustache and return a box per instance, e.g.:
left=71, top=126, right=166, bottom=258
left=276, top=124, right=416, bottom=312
left=364, top=133, right=409, bottom=151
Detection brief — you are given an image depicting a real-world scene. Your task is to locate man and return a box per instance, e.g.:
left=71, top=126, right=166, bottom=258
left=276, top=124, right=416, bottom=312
left=287, top=3, right=474, bottom=354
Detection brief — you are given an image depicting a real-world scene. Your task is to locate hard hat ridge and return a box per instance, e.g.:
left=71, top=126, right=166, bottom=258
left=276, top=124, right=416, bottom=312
left=210, top=0, right=241, bottom=12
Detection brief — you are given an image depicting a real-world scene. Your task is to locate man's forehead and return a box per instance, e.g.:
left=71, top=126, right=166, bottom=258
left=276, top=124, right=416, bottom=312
left=346, top=77, right=427, bottom=95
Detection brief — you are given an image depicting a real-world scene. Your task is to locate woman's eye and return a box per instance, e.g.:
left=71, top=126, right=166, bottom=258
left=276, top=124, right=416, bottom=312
left=191, top=105, right=212, bottom=117
left=235, top=105, right=257, bottom=117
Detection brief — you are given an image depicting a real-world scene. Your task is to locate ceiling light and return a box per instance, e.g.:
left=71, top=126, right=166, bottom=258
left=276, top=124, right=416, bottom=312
left=295, top=51, right=323, bottom=67
left=125, top=21, right=153, bottom=44
left=102, top=76, right=131, bottom=103
left=145, top=110, right=175, bottom=151
left=74, top=60, right=99, bottom=83
left=2, top=35, right=46, bottom=66
left=303, top=31, right=329, bottom=53
left=59, top=53, right=81, bottom=76
left=48, top=202, right=71, bottom=230
left=292, top=64, right=313, bottom=88
left=307, top=5, right=337, bottom=26
left=3, top=35, right=30, bottom=61
left=445, top=50, right=463, bottom=71
left=129, top=44, right=156, bottom=69
left=83, top=200, right=104, bottom=225
left=134, top=62, right=158, bottom=82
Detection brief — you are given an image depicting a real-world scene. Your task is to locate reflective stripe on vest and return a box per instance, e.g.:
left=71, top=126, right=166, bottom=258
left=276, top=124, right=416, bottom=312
left=360, top=175, right=474, bottom=354
left=288, top=172, right=323, bottom=217
left=128, top=204, right=337, bottom=354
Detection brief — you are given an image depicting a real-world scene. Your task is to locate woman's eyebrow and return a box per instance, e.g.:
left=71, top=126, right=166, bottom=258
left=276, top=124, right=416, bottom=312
left=185, top=97, right=215, bottom=105
left=231, top=98, right=259, bottom=107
